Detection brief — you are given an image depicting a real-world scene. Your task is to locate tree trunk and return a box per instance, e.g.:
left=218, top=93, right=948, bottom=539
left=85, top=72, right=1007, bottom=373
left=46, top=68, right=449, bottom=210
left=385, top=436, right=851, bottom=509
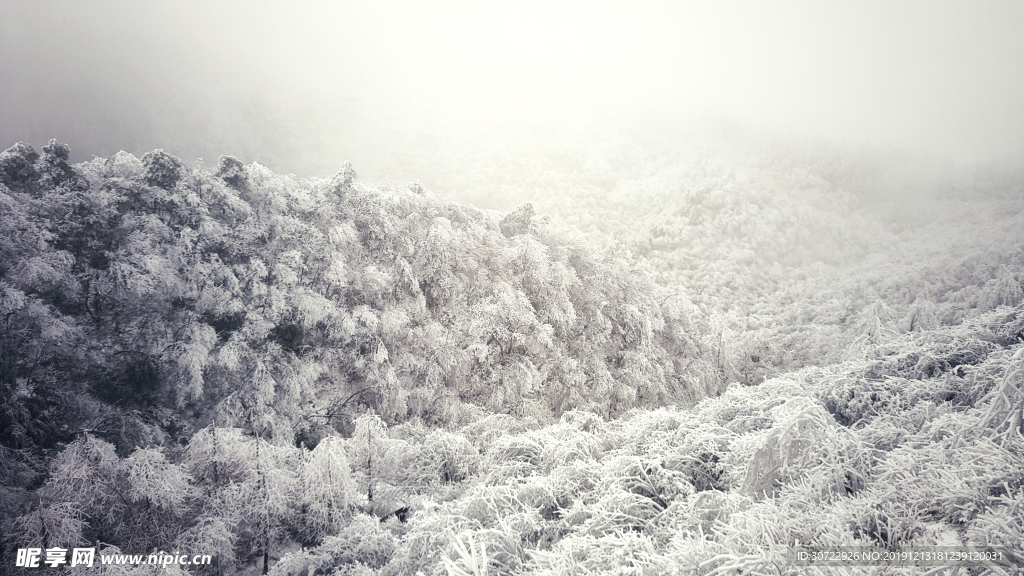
left=256, top=434, right=271, bottom=575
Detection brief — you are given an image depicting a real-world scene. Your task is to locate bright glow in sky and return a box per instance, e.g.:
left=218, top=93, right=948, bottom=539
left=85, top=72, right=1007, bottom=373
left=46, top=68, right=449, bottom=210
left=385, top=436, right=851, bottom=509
left=2, top=0, right=1023, bottom=177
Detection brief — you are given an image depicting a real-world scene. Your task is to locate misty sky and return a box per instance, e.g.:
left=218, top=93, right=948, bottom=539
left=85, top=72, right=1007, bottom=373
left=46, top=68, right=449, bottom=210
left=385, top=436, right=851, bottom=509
left=2, top=0, right=1023, bottom=184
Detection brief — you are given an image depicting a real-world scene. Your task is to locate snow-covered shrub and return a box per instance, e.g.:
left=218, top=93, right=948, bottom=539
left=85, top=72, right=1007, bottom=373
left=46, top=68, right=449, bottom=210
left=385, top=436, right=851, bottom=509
left=459, top=413, right=532, bottom=455
left=536, top=423, right=606, bottom=471
left=739, top=397, right=870, bottom=498
left=841, top=492, right=924, bottom=548
left=966, top=488, right=1024, bottom=551
left=329, top=160, right=358, bottom=195
left=183, top=426, right=255, bottom=486
left=559, top=409, right=605, bottom=433
left=11, top=501, right=86, bottom=550
left=298, top=436, right=358, bottom=538
left=271, top=514, right=397, bottom=576
left=487, top=434, right=543, bottom=467
left=123, top=447, right=192, bottom=511
left=0, top=142, right=39, bottom=190
left=814, top=376, right=903, bottom=426
left=35, top=139, right=87, bottom=191
left=174, top=516, right=237, bottom=573
left=215, top=155, right=248, bottom=189
left=662, top=421, right=731, bottom=492
left=422, top=429, right=480, bottom=485
left=979, top=347, right=1024, bottom=445
left=526, top=530, right=673, bottom=576
left=141, top=149, right=185, bottom=189
left=499, top=202, right=535, bottom=237
left=441, top=527, right=527, bottom=576
left=980, top=266, right=1024, bottom=309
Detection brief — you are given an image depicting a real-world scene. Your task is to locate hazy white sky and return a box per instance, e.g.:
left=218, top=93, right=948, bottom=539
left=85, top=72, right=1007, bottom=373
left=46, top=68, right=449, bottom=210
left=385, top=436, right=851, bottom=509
left=2, top=0, right=1023, bottom=177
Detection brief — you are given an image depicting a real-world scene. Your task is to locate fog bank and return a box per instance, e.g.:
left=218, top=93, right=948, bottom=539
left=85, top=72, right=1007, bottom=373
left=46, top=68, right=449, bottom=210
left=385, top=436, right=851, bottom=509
left=3, top=0, right=1023, bottom=188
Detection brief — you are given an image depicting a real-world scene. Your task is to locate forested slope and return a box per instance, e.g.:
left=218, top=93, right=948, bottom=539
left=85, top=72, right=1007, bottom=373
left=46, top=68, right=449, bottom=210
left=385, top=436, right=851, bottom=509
left=0, top=138, right=720, bottom=440
left=389, top=127, right=1024, bottom=386
left=2, top=135, right=1024, bottom=575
